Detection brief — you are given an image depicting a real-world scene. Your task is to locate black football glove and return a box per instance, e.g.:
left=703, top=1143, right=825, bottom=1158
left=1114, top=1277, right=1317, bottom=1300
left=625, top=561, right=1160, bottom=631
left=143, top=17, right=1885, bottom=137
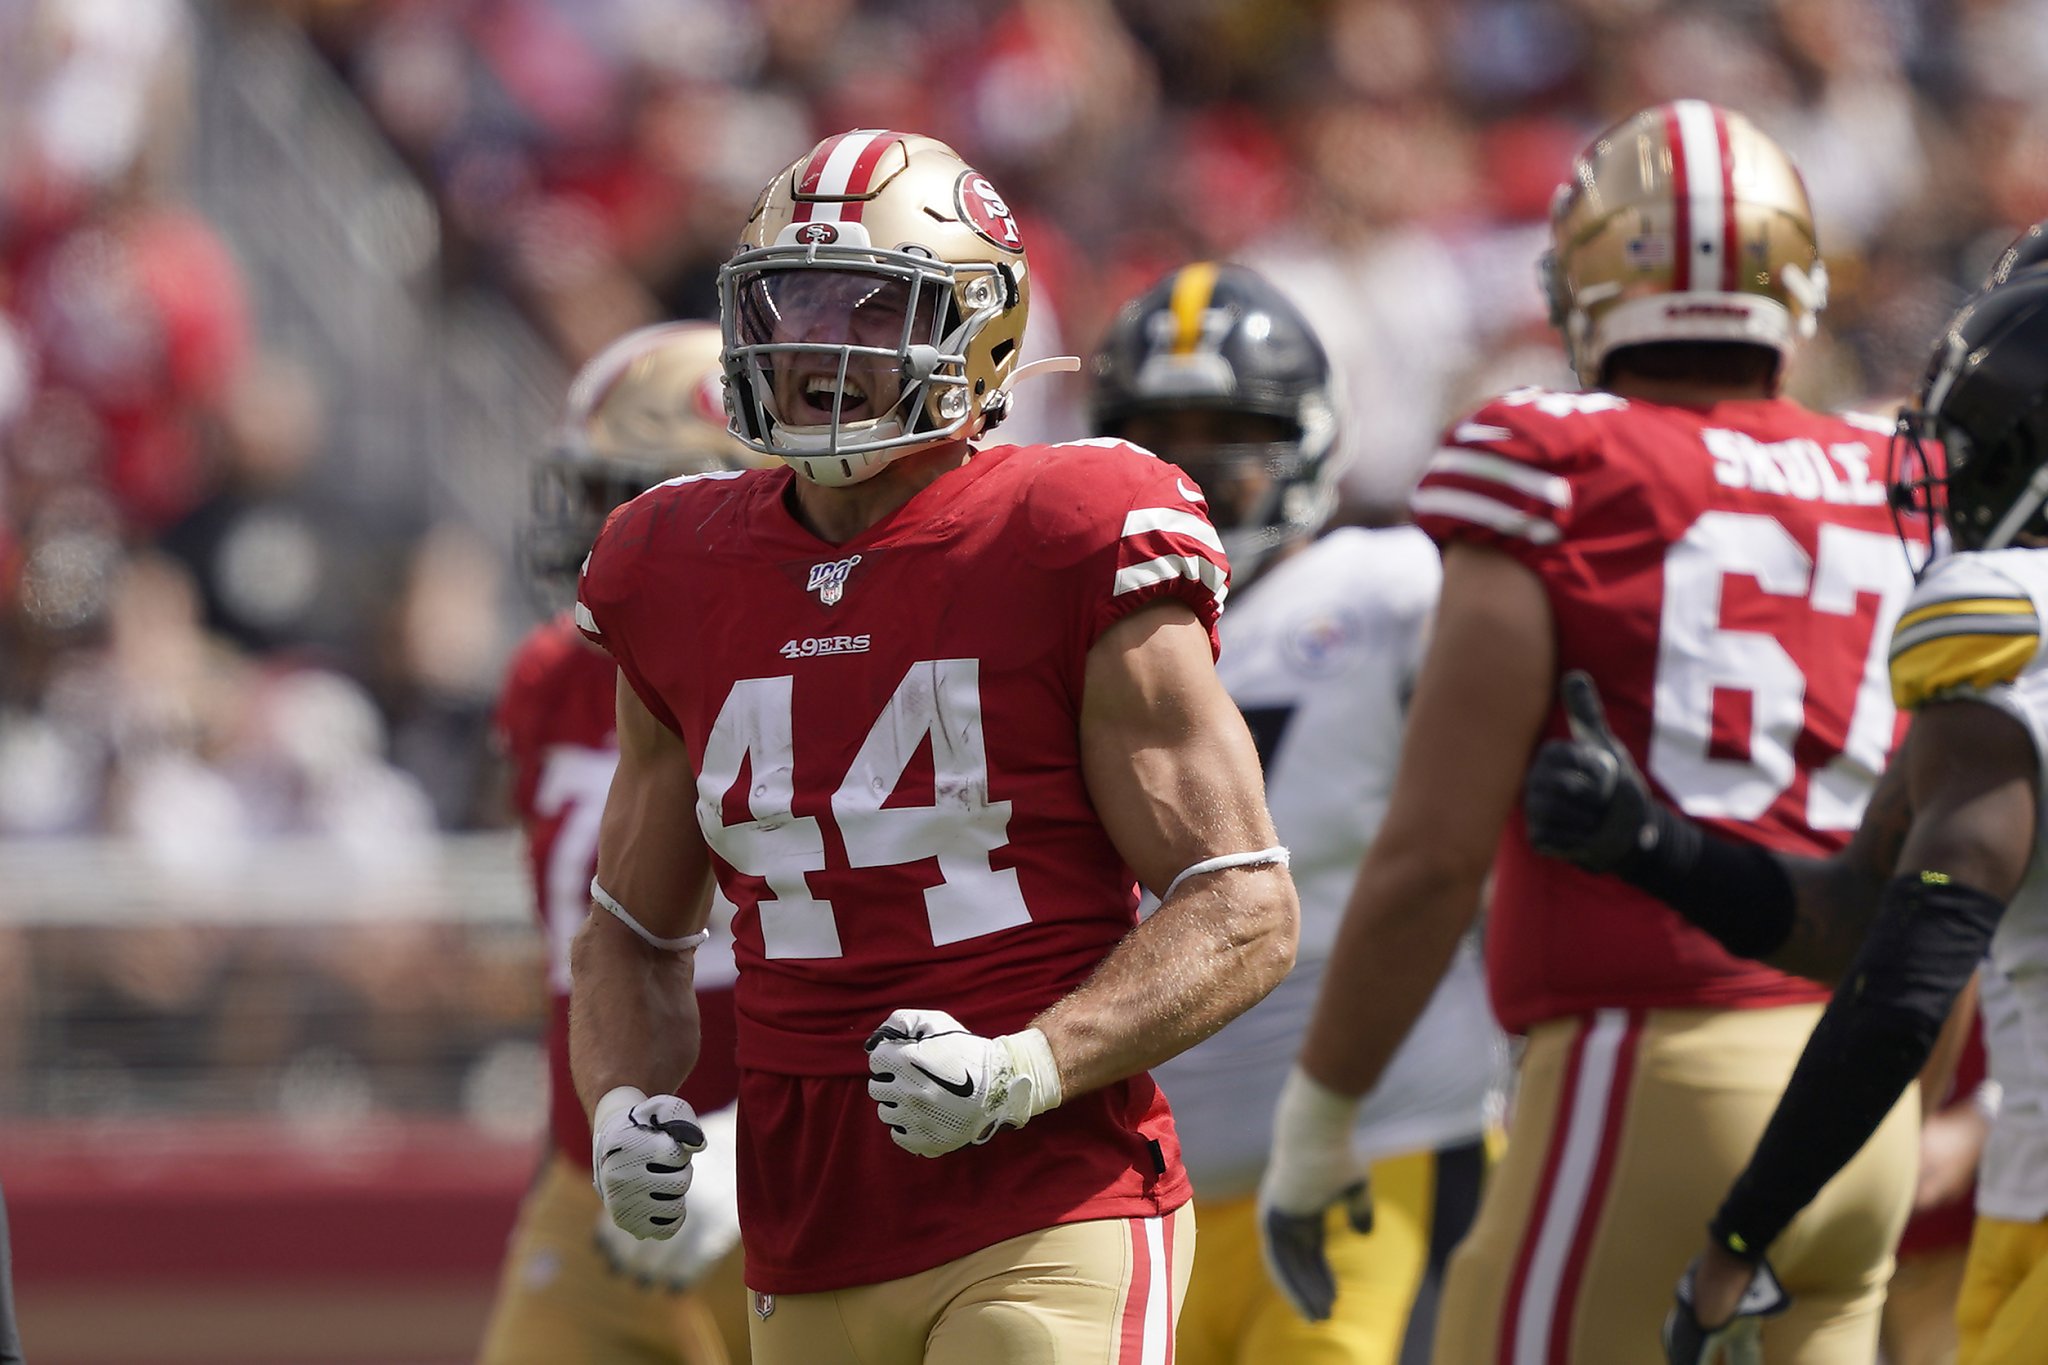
left=1523, top=670, right=1656, bottom=872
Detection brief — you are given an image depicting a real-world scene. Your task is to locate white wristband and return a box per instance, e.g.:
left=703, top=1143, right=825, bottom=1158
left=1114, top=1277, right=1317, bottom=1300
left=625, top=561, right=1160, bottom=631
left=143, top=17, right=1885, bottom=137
left=1275, top=1064, right=1362, bottom=1142
left=592, top=877, right=711, bottom=952
left=1162, top=845, right=1291, bottom=902
left=997, top=1027, right=1065, bottom=1119
left=592, top=1084, right=648, bottom=1186
left=593, top=1084, right=648, bottom=1134
left=1973, top=1079, right=2004, bottom=1125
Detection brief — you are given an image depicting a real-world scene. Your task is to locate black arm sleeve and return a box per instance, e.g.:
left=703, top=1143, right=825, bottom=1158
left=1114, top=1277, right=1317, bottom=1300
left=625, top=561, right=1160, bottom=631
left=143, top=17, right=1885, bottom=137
left=1708, top=874, right=2004, bottom=1261
left=1616, top=803, right=1800, bottom=960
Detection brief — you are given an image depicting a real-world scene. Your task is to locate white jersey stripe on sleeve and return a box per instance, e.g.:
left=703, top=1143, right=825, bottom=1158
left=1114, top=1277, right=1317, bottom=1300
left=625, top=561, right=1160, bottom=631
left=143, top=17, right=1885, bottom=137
left=1122, top=507, right=1226, bottom=554
left=1114, top=553, right=1230, bottom=609
left=1426, top=449, right=1573, bottom=508
left=1411, top=487, right=1563, bottom=545
left=574, top=599, right=600, bottom=635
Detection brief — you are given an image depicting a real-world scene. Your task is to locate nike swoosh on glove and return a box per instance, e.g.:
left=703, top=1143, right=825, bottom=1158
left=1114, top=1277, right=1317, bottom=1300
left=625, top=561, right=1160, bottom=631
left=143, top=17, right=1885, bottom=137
left=1258, top=1065, right=1374, bottom=1322
left=864, top=1007, right=1063, bottom=1158
left=1663, top=1256, right=1791, bottom=1365
left=591, top=1086, right=706, bottom=1240
left=594, top=1103, right=741, bottom=1290
left=1523, top=670, right=1656, bottom=872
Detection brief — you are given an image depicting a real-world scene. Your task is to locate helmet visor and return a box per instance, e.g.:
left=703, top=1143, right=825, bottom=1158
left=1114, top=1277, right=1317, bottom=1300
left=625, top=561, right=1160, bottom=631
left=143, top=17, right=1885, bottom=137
left=732, top=267, right=946, bottom=432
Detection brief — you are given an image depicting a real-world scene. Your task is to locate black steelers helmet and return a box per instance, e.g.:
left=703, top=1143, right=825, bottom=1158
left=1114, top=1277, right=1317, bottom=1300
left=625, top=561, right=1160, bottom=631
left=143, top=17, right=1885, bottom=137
left=1089, top=262, right=1342, bottom=582
left=1984, top=220, right=2048, bottom=290
left=1893, top=271, right=2048, bottom=559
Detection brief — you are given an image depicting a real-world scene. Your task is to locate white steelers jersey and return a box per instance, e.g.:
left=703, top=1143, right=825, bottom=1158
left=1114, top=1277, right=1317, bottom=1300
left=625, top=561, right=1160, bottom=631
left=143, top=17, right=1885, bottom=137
left=1149, top=526, right=1509, bottom=1200
left=1888, top=547, right=2048, bottom=1220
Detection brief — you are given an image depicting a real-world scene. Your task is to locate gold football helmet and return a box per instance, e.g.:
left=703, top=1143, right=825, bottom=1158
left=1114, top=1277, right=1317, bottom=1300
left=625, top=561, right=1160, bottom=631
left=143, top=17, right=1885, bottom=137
left=522, top=321, right=763, bottom=608
left=1543, top=101, right=1829, bottom=386
left=718, top=130, right=1036, bottom=485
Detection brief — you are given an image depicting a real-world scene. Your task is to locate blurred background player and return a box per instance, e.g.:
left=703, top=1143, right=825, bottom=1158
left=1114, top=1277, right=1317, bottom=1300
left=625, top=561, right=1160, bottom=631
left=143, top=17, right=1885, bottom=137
left=1520, top=266, right=2048, bottom=1365
left=1088, top=261, right=1506, bottom=1365
left=0, top=1182, right=19, bottom=1365
left=570, top=130, right=1299, bottom=1365
left=480, top=321, right=757, bottom=1365
left=1260, top=101, right=1928, bottom=1364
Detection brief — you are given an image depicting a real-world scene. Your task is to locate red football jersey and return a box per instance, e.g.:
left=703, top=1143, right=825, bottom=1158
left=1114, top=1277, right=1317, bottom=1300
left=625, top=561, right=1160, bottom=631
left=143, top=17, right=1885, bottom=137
left=494, top=615, right=740, bottom=1171
left=574, top=440, right=1223, bottom=1293
left=1412, top=389, right=1921, bottom=1033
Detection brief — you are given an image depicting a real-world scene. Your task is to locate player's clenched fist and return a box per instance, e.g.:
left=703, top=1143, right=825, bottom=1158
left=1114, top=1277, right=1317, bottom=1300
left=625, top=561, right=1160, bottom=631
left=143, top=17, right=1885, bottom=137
left=864, top=1008, right=1064, bottom=1157
left=591, top=1085, right=706, bottom=1239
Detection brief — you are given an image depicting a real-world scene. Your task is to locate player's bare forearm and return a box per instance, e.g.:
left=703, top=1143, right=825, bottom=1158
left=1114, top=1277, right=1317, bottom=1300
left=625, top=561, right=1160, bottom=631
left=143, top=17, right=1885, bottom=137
left=1302, top=542, right=1554, bottom=1097
left=1300, top=838, right=1487, bottom=1095
left=1058, top=601, right=1299, bottom=1097
left=1033, top=861, right=1297, bottom=1097
left=570, top=916, right=703, bottom=1114
left=1769, top=756, right=1915, bottom=982
left=569, top=674, right=717, bottom=1116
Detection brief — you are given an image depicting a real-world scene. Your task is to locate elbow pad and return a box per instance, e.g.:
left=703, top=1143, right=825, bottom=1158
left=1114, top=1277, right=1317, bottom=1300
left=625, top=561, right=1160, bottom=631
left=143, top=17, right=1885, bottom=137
left=1710, top=873, right=2004, bottom=1261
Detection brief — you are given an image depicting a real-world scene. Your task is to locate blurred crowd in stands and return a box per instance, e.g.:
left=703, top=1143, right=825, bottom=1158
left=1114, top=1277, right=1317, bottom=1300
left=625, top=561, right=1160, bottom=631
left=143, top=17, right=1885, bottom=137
left=1, top=0, right=2046, bottom=1117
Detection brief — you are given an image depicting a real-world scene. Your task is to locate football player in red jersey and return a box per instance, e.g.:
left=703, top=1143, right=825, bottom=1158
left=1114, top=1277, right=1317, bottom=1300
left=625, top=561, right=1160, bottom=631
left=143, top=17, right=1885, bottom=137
left=479, top=322, right=761, bottom=1365
left=569, top=130, right=1299, bottom=1365
left=1518, top=267, right=2048, bottom=1364
left=1258, top=102, right=1925, bottom=1365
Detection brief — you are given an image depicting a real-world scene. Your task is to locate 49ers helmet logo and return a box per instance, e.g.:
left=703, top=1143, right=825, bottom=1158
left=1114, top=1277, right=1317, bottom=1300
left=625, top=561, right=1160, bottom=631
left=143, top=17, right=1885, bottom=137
left=955, top=172, right=1023, bottom=253
left=796, top=222, right=840, bottom=245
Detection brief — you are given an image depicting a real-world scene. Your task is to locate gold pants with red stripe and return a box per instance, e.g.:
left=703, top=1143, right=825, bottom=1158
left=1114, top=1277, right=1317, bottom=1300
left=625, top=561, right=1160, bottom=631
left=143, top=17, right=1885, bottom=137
left=1431, top=1005, right=1917, bottom=1365
left=746, top=1205, right=1194, bottom=1365
left=477, top=1154, right=748, bottom=1365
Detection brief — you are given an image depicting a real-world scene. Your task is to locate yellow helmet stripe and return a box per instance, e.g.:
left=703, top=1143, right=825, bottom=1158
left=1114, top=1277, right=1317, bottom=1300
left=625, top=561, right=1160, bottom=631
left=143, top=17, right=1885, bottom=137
left=1168, top=262, right=1221, bottom=355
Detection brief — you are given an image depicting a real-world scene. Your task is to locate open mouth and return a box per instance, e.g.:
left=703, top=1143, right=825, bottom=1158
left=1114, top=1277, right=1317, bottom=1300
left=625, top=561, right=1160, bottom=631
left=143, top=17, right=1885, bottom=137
left=800, top=372, right=870, bottom=421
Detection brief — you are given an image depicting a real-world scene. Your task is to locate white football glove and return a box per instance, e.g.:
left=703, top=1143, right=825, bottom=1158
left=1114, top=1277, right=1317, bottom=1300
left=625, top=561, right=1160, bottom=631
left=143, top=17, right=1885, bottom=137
left=591, top=1085, right=705, bottom=1240
left=864, top=1008, right=1063, bottom=1158
left=594, top=1103, right=740, bottom=1291
left=1257, top=1065, right=1374, bottom=1323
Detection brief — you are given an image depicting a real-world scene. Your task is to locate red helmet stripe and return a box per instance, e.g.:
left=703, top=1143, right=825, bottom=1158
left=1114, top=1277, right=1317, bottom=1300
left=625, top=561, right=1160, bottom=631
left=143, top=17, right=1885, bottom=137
left=1664, top=104, right=1692, bottom=291
left=1712, top=107, right=1739, bottom=292
left=790, top=130, right=900, bottom=226
left=836, top=132, right=900, bottom=221
left=1669, top=101, right=1731, bottom=296
left=796, top=132, right=856, bottom=197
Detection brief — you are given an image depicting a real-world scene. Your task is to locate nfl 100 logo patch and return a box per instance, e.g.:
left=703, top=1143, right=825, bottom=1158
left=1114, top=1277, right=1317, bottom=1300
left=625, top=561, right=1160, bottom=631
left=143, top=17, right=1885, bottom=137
left=806, top=553, right=863, bottom=606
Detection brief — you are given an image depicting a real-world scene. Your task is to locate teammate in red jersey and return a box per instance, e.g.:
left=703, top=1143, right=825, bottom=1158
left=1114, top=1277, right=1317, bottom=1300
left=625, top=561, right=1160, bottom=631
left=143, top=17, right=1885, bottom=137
left=1258, top=102, right=1925, bottom=1365
left=569, top=130, right=1299, bottom=1365
left=479, top=322, right=761, bottom=1365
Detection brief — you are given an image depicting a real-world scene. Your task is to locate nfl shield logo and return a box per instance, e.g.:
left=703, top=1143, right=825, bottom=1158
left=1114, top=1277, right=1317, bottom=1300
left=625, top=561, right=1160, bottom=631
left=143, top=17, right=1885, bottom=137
left=806, top=554, right=863, bottom=606
left=754, top=1291, right=776, bottom=1320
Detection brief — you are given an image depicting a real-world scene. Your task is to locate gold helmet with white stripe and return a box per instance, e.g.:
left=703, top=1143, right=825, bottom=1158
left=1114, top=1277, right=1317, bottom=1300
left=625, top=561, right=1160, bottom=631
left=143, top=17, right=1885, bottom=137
left=1542, top=101, right=1829, bottom=387
left=718, top=130, right=1036, bottom=485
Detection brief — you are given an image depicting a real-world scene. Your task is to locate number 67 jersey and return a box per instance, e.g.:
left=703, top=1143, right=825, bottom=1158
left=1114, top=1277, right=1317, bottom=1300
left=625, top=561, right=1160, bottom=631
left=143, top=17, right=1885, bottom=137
left=574, top=440, right=1222, bottom=1294
left=1413, top=387, right=1924, bottom=1033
